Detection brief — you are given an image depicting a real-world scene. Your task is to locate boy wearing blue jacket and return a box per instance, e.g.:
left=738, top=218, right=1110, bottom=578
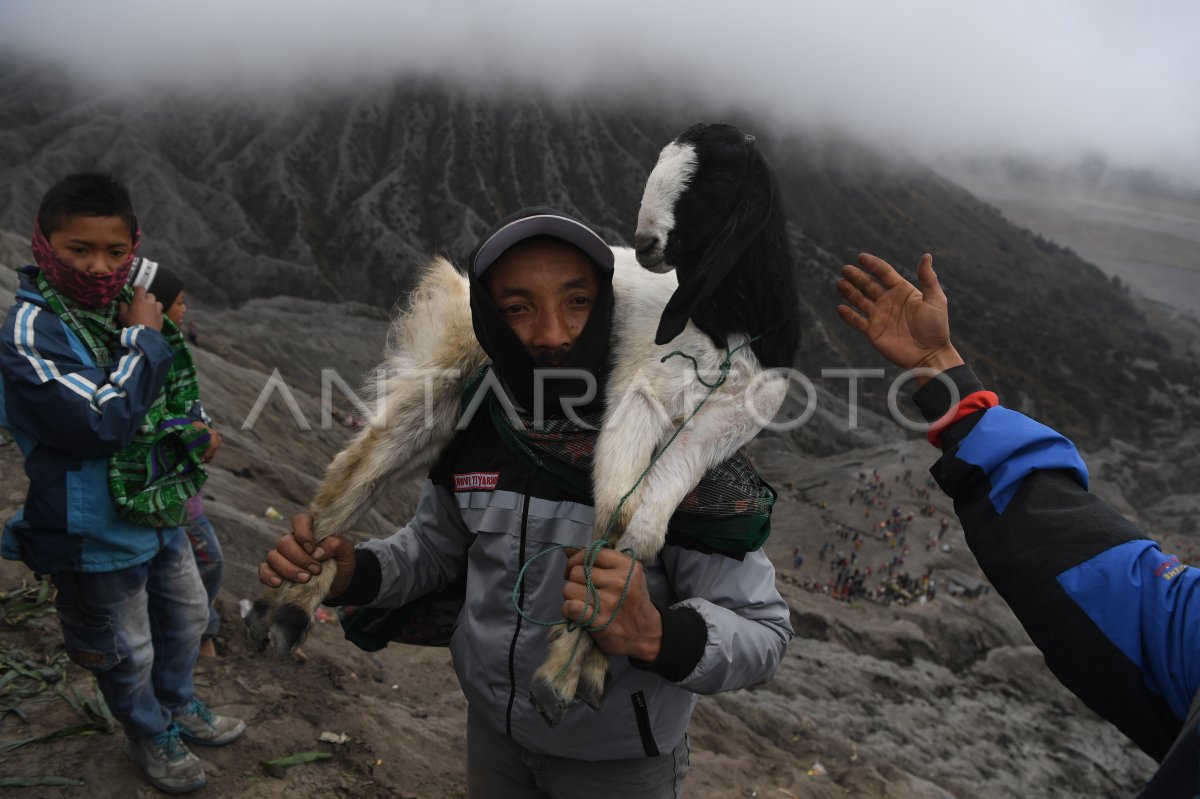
left=837, top=252, right=1199, bottom=798
left=0, top=173, right=244, bottom=794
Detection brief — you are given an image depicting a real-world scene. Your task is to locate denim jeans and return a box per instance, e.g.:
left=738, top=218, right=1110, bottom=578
left=185, top=513, right=223, bottom=639
left=53, top=527, right=208, bottom=739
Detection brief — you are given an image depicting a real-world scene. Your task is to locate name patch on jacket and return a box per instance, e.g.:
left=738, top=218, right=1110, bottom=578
left=453, top=472, right=499, bottom=492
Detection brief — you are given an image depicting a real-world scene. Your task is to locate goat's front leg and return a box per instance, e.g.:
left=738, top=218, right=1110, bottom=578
left=528, top=544, right=646, bottom=726
left=618, top=379, right=784, bottom=561
left=538, top=398, right=776, bottom=710
left=530, top=542, right=657, bottom=726
left=529, top=622, right=610, bottom=726
left=530, top=383, right=667, bottom=725
left=591, top=377, right=673, bottom=540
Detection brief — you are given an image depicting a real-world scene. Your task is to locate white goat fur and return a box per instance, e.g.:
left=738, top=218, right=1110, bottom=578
left=279, top=247, right=787, bottom=702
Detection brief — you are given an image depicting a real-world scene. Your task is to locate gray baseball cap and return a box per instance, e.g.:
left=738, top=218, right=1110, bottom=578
left=469, top=207, right=614, bottom=277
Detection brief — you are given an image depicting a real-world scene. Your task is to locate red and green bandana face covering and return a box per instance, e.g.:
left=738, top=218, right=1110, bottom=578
left=31, top=221, right=141, bottom=309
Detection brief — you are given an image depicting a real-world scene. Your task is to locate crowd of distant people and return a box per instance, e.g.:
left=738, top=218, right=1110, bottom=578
left=784, top=465, right=966, bottom=606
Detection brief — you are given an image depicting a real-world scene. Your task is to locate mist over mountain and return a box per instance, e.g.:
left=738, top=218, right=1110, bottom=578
left=5, top=1, right=1199, bottom=187
left=1, top=61, right=1197, bottom=461
left=950, top=152, right=1200, bottom=205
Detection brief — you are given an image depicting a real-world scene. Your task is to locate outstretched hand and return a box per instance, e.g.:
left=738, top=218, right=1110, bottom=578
left=836, top=253, right=964, bottom=379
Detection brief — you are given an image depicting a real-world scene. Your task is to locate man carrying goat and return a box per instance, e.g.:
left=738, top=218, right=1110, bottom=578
left=260, top=207, right=792, bottom=798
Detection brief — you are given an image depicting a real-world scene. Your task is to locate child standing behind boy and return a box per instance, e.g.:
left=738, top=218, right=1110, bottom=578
left=130, top=258, right=225, bottom=658
left=0, top=173, right=244, bottom=794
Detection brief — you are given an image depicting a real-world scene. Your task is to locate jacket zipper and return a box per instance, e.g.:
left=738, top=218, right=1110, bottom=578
left=631, top=690, right=661, bottom=757
left=505, top=469, right=534, bottom=738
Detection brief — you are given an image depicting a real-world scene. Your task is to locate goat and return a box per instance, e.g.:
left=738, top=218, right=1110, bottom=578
left=530, top=123, right=800, bottom=722
left=247, top=122, right=799, bottom=728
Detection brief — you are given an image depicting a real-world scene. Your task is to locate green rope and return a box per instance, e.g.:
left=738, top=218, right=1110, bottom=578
left=657, top=349, right=726, bottom=389
left=510, top=335, right=763, bottom=656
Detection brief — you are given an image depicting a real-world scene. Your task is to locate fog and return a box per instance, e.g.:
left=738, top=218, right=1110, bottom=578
left=2, top=0, right=1199, bottom=186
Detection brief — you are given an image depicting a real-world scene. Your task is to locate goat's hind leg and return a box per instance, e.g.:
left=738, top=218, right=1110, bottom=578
left=247, top=417, right=411, bottom=655
left=245, top=566, right=336, bottom=653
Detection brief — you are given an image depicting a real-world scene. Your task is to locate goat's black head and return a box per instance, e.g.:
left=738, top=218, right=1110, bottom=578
left=636, top=123, right=788, bottom=349
left=635, top=123, right=765, bottom=275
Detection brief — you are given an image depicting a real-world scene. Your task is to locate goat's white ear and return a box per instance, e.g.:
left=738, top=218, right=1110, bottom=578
left=744, top=133, right=757, bottom=144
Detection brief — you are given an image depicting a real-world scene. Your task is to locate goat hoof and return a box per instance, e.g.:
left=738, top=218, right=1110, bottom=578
left=528, top=677, right=578, bottom=728
left=266, top=603, right=310, bottom=655
left=575, top=671, right=610, bottom=712
left=244, top=600, right=275, bottom=653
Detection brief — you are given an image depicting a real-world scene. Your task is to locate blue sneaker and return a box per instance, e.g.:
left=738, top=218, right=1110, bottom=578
left=174, top=698, right=246, bottom=747
left=125, top=724, right=207, bottom=794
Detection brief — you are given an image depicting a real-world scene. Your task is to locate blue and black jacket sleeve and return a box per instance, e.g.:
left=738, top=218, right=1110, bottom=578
left=0, top=301, right=175, bottom=458
left=914, top=364, right=1200, bottom=762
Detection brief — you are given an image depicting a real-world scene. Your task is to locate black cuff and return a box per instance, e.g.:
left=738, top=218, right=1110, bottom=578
left=911, top=364, right=985, bottom=423
left=322, top=548, right=382, bottom=607
left=629, top=604, right=707, bottom=682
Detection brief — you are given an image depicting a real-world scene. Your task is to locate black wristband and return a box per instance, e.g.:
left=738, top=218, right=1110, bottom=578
left=911, top=364, right=984, bottom=423
left=322, top=547, right=382, bottom=607
left=629, top=604, right=708, bottom=682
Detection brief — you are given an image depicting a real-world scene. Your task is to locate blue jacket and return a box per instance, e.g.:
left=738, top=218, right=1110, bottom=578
left=914, top=365, right=1200, bottom=799
left=0, top=267, right=177, bottom=573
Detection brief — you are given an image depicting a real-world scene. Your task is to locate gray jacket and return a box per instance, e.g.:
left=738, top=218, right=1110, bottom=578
left=344, top=421, right=792, bottom=761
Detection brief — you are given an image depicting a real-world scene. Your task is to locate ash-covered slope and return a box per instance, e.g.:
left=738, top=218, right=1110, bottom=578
left=0, top=244, right=1162, bottom=796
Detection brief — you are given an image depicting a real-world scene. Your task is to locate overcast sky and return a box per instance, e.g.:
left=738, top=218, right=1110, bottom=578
left=3, top=0, right=1198, bottom=185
